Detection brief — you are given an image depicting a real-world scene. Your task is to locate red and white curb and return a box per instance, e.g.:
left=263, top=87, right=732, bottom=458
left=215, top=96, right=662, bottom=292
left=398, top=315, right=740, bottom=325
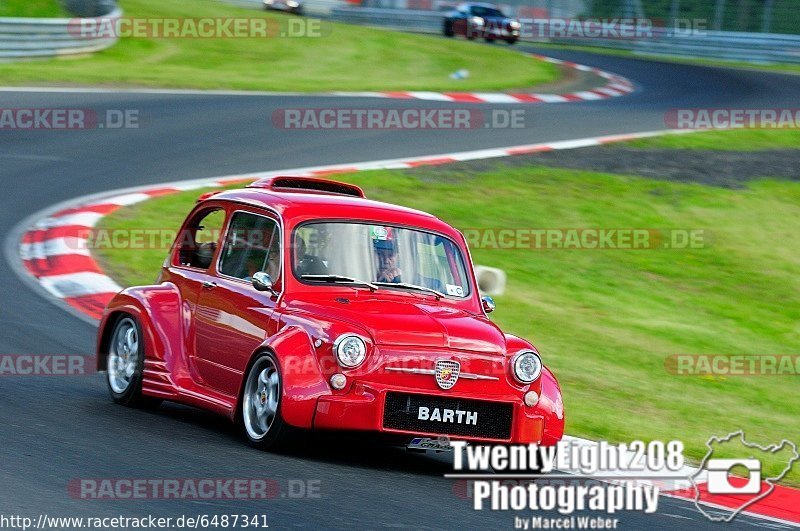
left=13, top=127, right=800, bottom=526
left=0, top=54, right=633, bottom=105
left=333, top=54, right=634, bottom=104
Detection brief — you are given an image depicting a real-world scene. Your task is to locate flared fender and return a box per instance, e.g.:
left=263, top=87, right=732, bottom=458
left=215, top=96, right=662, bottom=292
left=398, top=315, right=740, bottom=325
left=539, top=367, right=565, bottom=446
left=96, top=283, right=185, bottom=375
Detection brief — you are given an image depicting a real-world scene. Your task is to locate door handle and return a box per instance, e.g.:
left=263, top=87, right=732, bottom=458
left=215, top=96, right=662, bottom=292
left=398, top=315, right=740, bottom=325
left=202, top=281, right=217, bottom=289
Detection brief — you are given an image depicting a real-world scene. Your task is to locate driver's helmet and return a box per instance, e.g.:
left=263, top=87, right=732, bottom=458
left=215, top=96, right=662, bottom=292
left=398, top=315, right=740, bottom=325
left=371, top=226, right=396, bottom=253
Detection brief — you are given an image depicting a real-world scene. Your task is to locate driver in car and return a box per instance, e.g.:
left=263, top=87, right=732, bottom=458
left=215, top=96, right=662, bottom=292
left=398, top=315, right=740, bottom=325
left=374, top=227, right=402, bottom=283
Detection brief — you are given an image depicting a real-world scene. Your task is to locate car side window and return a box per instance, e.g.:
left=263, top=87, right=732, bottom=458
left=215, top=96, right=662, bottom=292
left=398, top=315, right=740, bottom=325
left=177, top=209, right=226, bottom=270
left=218, top=212, right=281, bottom=284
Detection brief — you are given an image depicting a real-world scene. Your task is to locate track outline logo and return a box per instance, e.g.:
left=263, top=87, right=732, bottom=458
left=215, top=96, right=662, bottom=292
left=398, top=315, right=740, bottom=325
left=689, top=430, right=799, bottom=522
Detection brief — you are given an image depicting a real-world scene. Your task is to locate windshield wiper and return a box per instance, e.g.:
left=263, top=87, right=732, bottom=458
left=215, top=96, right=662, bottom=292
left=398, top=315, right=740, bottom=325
left=373, top=282, right=445, bottom=299
left=301, top=274, right=379, bottom=292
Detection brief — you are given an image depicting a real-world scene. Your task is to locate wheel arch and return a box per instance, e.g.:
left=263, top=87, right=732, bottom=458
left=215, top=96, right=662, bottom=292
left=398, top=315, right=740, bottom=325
left=236, top=325, right=329, bottom=428
left=96, top=283, right=184, bottom=374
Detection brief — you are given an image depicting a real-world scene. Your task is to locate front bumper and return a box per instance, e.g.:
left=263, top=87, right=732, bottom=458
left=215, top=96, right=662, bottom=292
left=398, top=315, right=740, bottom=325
left=483, top=28, right=520, bottom=38
left=312, top=383, right=546, bottom=444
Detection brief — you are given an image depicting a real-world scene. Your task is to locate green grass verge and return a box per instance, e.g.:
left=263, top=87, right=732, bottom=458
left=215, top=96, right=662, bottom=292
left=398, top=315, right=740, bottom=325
left=96, top=155, right=800, bottom=485
left=0, top=0, right=557, bottom=91
left=627, top=128, right=800, bottom=150
left=0, top=0, right=68, bottom=18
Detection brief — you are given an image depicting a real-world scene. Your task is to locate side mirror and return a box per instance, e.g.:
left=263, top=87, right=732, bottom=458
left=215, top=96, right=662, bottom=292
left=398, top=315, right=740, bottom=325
left=252, top=272, right=276, bottom=294
left=482, top=296, right=496, bottom=314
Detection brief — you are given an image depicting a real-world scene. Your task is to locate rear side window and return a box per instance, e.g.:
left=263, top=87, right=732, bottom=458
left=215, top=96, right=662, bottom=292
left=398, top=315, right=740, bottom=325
left=218, top=212, right=281, bottom=283
left=177, top=209, right=226, bottom=270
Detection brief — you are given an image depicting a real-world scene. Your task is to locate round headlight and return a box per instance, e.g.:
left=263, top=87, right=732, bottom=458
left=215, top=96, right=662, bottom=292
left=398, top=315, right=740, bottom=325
left=470, top=16, right=485, bottom=26
left=334, top=334, right=367, bottom=368
left=512, top=350, right=542, bottom=384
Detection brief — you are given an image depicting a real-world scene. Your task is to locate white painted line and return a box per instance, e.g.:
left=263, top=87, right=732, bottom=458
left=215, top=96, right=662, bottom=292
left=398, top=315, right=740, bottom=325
left=470, top=93, right=525, bottom=104
left=572, top=91, right=606, bottom=100
left=530, top=94, right=569, bottom=103
left=35, top=211, right=104, bottom=229
left=548, top=138, right=604, bottom=150
left=102, top=192, right=152, bottom=206
left=405, top=91, right=456, bottom=102
left=20, top=238, right=91, bottom=260
left=38, top=272, right=122, bottom=298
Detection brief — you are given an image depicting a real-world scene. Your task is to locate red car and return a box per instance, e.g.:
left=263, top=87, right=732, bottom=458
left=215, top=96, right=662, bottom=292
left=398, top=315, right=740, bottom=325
left=97, top=176, right=564, bottom=450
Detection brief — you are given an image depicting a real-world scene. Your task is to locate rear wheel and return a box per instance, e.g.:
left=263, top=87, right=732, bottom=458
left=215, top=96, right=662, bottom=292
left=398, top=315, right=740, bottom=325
left=443, top=19, right=454, bottom=37
left=106, top=316, right=160, bottom=408
left=241, top=353, right=292, bottom=450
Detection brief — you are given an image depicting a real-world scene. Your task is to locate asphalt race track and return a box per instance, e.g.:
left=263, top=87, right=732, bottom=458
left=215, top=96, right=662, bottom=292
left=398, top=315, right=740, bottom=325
left=2, top=48, right=800, bottom=529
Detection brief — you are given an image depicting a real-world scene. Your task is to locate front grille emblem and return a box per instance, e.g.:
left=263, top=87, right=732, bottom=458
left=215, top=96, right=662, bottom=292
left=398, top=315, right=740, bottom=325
left=435, top=360, right=460, bottom=390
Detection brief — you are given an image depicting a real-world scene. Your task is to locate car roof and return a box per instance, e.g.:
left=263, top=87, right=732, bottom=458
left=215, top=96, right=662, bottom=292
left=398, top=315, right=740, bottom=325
left=201, top=177, right=460, bottom=237
left=462, top=2, right=500, bottom=8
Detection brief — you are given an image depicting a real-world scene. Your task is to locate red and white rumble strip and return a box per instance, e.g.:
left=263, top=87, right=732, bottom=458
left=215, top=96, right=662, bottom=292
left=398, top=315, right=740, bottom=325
left=335, top=54, right=635, bottom=104
left=13, top=127, right=800, bottom=527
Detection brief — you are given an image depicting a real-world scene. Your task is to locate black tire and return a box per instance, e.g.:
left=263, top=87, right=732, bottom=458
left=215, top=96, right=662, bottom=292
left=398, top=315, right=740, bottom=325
left=484, top=35, right=495, bottom=42
left=239, top=353, right=293, bottom=451
left=506, top=38, right=517, bottom=45
left=106, top=315, right=161, bottom=409
left=443, top=19, right=454, bottom=37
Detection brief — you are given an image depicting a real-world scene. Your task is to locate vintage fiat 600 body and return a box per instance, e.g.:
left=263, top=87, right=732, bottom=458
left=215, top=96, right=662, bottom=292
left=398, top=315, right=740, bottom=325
left=97, top=176, right=564, bottom=449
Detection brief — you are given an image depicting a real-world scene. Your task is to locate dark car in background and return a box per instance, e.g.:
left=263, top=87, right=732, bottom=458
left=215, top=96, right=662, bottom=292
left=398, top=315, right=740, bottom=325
left=443, top=2, right=520, bottom=44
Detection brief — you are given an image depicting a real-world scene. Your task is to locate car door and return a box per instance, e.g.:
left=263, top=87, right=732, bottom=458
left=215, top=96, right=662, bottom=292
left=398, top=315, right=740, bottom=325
left=191, top=209, right=283, bottom=397
left=162, top=206, right=228, bottom=386
left=452, top=4, right=470, bottom=35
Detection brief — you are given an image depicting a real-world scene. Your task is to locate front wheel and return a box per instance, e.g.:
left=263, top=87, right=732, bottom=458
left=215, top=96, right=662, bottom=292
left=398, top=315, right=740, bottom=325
left=241, top=353, right=292, bottom=450
left=106, top=316, right=160, bottom=408
left=506, top=38, right=517, bottom=45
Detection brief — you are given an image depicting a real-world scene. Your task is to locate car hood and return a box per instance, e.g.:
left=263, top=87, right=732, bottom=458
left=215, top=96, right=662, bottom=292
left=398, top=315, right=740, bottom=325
left=288, top=296, right=506, bottom=354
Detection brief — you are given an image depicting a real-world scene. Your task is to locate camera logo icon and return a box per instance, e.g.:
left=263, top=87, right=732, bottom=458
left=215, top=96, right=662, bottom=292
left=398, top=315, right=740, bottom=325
left=706, top=458, right=761, bottom=494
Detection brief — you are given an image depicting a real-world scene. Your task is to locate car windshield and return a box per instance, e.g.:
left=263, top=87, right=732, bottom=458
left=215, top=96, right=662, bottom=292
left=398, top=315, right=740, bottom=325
left=471, top=6, right=504, bottom=17
left=293, top=222, right=471, bottom=297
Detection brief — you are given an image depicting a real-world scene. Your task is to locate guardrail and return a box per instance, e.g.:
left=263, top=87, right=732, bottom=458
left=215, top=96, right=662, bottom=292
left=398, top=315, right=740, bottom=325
left=331, top=6, right=443, bottom=33
left=329, top=6, right=800, bottom=65
left=581, top=30, right=800, bottom=65
left=0, top=7, right=122, bottom=61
